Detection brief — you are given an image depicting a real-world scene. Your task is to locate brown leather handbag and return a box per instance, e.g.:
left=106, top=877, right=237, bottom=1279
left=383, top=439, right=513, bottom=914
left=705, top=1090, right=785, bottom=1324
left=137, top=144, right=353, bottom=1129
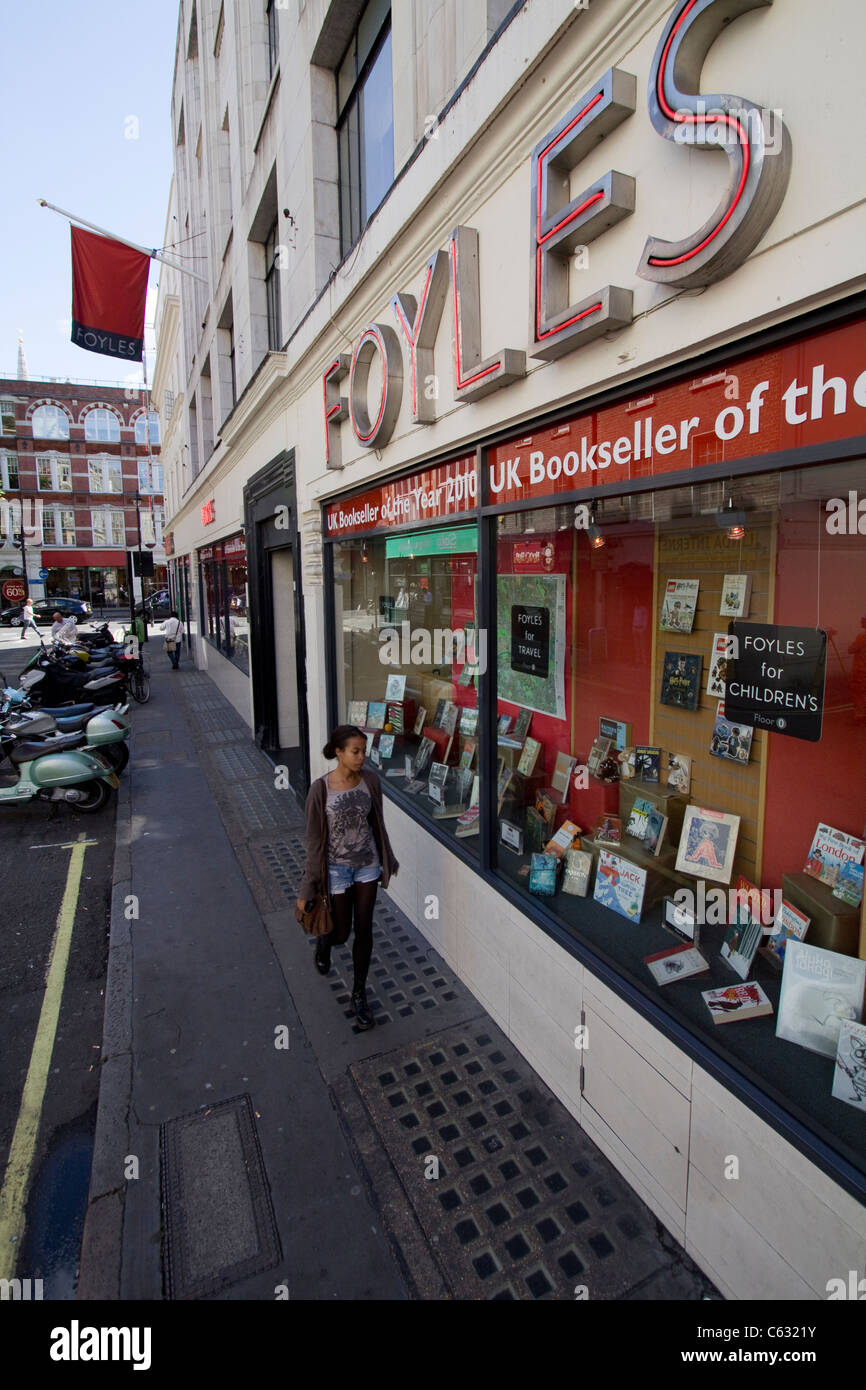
left=294, top=893, right=333, bottom=937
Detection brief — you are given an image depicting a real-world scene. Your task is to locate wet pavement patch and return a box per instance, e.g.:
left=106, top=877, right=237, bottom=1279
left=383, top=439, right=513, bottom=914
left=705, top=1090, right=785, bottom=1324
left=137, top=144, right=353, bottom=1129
left=160, top=1094, right=281, bottom=1299
left=351, top=1025, right=717, bottom=1301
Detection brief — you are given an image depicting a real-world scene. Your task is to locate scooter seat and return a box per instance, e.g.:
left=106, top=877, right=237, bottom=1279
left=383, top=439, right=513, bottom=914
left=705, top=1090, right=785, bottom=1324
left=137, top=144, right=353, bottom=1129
left=8, top=733, right=83, bottom=762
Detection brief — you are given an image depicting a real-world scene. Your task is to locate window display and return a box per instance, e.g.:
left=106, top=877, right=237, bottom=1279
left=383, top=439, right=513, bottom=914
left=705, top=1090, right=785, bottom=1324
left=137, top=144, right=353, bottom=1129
left=335, top=522, right=481, bottom=858
left=199, top=533, right=249, bottom=674
left=325, top=418, right=866, bottom=1180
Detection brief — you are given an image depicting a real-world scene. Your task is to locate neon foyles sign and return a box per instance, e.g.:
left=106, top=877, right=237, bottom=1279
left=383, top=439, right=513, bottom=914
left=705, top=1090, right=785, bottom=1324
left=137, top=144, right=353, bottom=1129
left=324, top=0, right=791, bottom=466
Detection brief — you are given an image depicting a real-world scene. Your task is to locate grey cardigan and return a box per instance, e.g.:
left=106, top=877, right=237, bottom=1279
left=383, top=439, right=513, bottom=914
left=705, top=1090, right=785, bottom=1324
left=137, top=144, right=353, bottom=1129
left=298, top=769, right=399, bottom=901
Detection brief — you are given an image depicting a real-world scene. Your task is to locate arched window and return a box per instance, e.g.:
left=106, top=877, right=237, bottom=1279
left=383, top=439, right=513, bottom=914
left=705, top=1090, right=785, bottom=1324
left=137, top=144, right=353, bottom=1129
left=84, top=408, right=122, bottom=442
left=31, top=404, right=70, bottom=440
left=135, top=411, right=161, bottom=445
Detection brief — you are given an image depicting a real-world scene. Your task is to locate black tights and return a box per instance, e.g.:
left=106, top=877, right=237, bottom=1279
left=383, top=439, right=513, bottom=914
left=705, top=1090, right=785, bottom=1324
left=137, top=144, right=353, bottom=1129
left=324, top=880, right=378, bottom=993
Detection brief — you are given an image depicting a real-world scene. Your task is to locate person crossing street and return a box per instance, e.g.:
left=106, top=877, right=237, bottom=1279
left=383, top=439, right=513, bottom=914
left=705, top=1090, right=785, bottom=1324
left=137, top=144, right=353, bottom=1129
left=19, top=597, right=40, bottom=641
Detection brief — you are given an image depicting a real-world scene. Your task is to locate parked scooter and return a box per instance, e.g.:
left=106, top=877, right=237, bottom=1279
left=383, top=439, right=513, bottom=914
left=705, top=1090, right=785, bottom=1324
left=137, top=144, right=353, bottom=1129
left=0, top=714, right=118, bottom=813
left=1, top=682, right=131, bottom=773
left=14, top=643, right=132, bottom=706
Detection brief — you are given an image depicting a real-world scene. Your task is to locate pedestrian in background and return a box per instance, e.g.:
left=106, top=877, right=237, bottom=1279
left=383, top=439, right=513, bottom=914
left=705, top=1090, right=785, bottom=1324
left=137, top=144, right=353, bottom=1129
left=161, top=610, right=183, bottom=669
left=19, top=597, right=39, bottom=641
left=296, top=725, right=399, bottom=1030
left=51, top=612, right=77, bottom=642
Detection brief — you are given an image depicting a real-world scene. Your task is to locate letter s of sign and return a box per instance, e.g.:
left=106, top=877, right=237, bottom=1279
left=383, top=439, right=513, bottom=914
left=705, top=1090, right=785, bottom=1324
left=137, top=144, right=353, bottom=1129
left=637, top=0, right=791, bottom=289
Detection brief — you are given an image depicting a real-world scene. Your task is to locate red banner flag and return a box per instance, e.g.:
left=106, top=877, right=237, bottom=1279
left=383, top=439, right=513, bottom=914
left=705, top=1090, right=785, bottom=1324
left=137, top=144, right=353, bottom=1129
left=70, top=225, right=150, bottom=362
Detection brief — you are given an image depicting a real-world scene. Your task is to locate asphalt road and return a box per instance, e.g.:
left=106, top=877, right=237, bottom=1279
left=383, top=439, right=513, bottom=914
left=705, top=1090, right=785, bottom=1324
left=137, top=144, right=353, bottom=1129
left=0, top=627, right=116, bottom=1297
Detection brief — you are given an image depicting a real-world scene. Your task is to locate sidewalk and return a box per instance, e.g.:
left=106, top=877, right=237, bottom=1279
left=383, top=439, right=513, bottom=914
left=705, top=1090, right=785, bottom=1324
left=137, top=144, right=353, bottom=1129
left=78, top=658, right=719, bottom=1301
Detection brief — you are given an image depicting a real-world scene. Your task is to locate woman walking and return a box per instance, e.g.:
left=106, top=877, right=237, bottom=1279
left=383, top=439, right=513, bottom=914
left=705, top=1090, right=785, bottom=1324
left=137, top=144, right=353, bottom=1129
left=296, top=725, right=398, bottom=1029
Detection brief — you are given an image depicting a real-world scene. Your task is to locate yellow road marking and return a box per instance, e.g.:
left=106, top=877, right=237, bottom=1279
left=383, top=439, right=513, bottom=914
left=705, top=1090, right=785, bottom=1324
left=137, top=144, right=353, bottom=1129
left=0, top=832, right=92, bottom=1278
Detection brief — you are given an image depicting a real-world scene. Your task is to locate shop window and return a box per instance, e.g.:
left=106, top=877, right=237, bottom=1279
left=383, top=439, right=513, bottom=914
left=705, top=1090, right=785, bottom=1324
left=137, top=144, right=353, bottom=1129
left=89, top=457, right=124, bottom=493
left=266, top=0, right=278, bottom=78
left=135, top=411, right=161, bottom=445
left=36, top=455, right=72, bottom=491
left=1, top=398, right=16, bottom=435
left=486, top=459, right=866, bottom=1179
left=1, top=453, right=19, bottom=489
left=84, top=408, right=122, bottom=442
left=336, top=0, right=393, bottom=257
left=31, top=405, right=70, bottom=440
left=335, top=523, right=482, bottom=857
left=201, top=538, right=249, bottom=675
left=92, top=510, right=126, bottom=547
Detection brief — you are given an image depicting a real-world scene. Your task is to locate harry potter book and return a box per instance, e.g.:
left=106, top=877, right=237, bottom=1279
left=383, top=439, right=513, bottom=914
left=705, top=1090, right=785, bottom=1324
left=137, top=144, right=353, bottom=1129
left=660, top=651, right=702, bottom=711
left=709, top=701, right=753, bottom=765
left=659, top=577, right=700, bottom=634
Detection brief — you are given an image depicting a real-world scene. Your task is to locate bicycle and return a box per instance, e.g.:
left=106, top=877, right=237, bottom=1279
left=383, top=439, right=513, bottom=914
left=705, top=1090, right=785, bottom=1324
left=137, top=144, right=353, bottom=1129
left=127, top=655, right=151, bottom=704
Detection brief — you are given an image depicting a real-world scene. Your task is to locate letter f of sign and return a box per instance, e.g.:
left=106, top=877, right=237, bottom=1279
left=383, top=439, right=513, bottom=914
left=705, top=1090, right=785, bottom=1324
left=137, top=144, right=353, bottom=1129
left=637, top=0, right=792, bottom=289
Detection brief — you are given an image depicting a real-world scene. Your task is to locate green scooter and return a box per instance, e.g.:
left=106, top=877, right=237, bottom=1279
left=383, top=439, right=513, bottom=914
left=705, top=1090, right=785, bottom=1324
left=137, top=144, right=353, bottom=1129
left=0, top=720, right=118, bottom=814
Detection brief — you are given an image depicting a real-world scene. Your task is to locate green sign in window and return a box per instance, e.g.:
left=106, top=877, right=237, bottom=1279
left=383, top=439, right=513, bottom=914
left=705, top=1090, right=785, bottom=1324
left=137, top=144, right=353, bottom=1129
left=385, top=526, right=477, bottom=559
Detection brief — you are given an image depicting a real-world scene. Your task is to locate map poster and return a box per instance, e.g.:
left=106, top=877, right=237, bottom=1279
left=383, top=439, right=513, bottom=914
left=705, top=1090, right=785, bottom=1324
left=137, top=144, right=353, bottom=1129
left=497, top=573, right=566, bottom=719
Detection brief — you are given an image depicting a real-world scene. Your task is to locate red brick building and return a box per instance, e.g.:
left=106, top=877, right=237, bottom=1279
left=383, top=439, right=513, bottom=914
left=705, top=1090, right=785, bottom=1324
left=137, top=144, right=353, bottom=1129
left=0, top=374, right=166, bottom=611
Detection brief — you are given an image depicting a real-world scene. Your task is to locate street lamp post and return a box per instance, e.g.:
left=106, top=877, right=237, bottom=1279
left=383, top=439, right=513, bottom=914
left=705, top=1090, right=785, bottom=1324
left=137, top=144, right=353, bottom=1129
left=134, top=491, right=148, bottom=643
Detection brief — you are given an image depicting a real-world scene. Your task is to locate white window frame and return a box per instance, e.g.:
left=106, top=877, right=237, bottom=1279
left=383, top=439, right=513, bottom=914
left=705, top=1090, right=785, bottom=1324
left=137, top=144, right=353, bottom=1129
left=89, top=456, right=124, bottom=494
left=84, top=408, right=122, bottom=442
left=137, top=460, right=164, bottom=493
left=1, top=397, right=16, bottom=436
left=31, top=405, right=70, bottom=440
left=0, top=452, right=19, bottom=490
left=135, top=412, right=161, bottom=445
left=91, top=509, right=127, bottom=547
left=43, top=507, right=76, bottom=546
left=36, top=454, right=72, bottom=491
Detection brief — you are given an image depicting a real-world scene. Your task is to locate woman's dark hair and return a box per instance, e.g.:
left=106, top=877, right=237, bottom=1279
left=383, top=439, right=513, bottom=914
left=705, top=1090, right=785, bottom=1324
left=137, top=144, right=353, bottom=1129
left=323, top=724, right=366, bottom=759
left=169, top=609, right=179, bottom=619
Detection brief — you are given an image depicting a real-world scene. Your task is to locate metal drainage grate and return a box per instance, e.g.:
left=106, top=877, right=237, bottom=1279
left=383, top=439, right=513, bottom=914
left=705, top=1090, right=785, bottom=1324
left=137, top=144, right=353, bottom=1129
left=229, top=781, right=304, bottom=832
left=213, top=745, right=273, bottom=781
left=160, top=1093, right=281, bottom=1300
left=351, top=1025, right=712, bottom=1301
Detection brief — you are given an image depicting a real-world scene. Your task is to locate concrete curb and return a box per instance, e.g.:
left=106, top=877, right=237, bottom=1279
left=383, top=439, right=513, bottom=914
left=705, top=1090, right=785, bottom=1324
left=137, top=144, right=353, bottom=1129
left=76, top=763, right=134, bottom=1301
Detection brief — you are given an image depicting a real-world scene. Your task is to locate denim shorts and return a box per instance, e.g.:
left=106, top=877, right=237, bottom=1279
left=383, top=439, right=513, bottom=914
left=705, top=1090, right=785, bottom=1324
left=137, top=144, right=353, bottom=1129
left=328, top=861, right=381, bottom=895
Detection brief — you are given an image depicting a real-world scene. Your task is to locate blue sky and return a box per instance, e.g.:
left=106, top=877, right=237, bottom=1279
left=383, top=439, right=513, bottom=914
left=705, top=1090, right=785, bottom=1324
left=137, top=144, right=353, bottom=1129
left=3, top=1, right=181, bottom=387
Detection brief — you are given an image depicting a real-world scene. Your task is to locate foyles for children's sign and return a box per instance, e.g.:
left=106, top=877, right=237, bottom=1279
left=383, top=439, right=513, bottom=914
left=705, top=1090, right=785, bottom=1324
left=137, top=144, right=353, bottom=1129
left=724, top=623, right=828, bottom=742
left=324, top=0, right=793, bottom=467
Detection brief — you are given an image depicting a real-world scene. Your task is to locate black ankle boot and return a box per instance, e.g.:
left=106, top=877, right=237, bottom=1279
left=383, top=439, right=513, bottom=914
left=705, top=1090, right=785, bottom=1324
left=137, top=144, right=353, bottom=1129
left=351, top=987, right=374, bottom=1029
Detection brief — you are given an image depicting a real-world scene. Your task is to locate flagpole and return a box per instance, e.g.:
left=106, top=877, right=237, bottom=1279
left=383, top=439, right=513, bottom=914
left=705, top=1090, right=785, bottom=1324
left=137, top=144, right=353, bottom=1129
left=38, top=199, right=209, bottom=284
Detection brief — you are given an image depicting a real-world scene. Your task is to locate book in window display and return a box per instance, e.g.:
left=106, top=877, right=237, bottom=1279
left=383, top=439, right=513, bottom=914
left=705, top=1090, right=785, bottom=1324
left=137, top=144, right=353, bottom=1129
left=458, top=737, right=477, bottom=772
left=544, top=820, right=581, bottom=860
left=617, top=746, right=636, bottom=780
left=496, top=765, right=513, bottom=812
left=833, top=861, right=864, bottom=908
left=455, top=805, right=481, bottom=837
left=763, top=899, right=810, bottom=969
left=599, top=717, right=632, bottom=751
left=803, top=822, right=866, bottom=891
left=592, top=814, right=622, bottom=848
left=706, top=633, right=735, bottom=698
left=659, top=578, right=700, bottom=634
left=370, top=738, right=382, bottom=767
left=664, top=751, right=691, bottom=796
left=413, top=737, right=435, bottom=777
left=561, top=848, right=592, bottom=897
left=645, top=943, right=709, bottom=987
left=529, top=853, right=558, bottom=896
left=776, top=942, right=866, bottom=1059
left=347, top=700, right=368, bottom=728
left=593, top=851, right=647, bottom=922
left=525, top=806, right=549, bottom=854
left=550, top=751, right=576, bottom=799
left=386, top=702, right=405, bottom=734
left=367, top=701, right=387, bottom=731
left=500, top=819, right=524, bottom=854
left=675, top=805, right=740, bottom=885
left=459, top=707, right=479, bottom=737
left=412, top=706, right=428, bottom=737
left=702, top=981, right=773, bottom=1025
left=625, top=797, right=654, bottom=842
left=643, top=809, right=668, bottom=856
left=512, top=709, right=532, bottom=744
left=517, top=736, right=542, bottom=777
left=364, top=731, right=375, bottom=758
left=497, top=714, right=512, bottom=736
left=660, top=652, right=702, bottom=711
left=720, top=574, right=752, bottom=619
left=634, top=745, right=660, bottom=782
left=709, top=701, right=753, bottom=764
left=378, top=734, right=395, bottom=761
left=385, top=673, right=407, bottom=702
left=587, top=736, right=611, bottom=777
left=831, top=1020, right=866, bottom=1111
left=720, top=884, right=764, bottom=981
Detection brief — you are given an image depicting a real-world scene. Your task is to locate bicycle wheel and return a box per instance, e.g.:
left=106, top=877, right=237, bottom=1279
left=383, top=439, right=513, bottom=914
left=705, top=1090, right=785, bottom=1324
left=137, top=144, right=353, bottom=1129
left=129, top=666, right=151, bottom=704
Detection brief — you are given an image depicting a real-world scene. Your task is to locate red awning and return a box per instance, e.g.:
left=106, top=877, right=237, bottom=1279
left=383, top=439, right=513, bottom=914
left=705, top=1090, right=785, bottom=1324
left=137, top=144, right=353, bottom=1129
left=41, top=550, right=127, bottom=567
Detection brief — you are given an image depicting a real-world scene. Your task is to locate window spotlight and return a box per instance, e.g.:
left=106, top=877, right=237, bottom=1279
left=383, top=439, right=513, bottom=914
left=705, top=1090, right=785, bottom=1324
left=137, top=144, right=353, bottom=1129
left=587, top=500, right=605, bottom=549
left=715, top=488, right=747, bottom=541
